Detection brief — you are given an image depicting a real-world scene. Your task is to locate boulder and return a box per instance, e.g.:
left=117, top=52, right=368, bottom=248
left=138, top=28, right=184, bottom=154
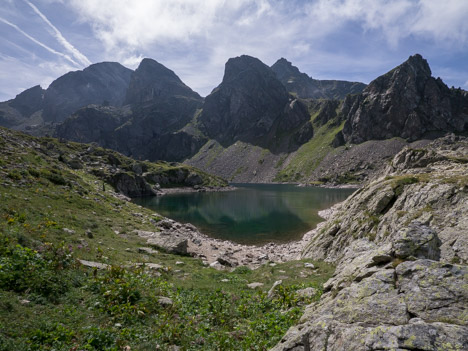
left=392, top=222, right=441, bottom=260
left=135, top=230, right=188, bottom=255
left=247, top=282, right=264, bottom=289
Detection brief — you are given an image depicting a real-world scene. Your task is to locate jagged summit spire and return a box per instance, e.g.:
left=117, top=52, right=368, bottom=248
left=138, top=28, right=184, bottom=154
left=400, top=53, right=432, bottom=77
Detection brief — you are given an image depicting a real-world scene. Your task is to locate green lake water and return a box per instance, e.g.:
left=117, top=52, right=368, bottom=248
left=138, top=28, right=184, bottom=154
left=134, top=184, right=355, bottom=245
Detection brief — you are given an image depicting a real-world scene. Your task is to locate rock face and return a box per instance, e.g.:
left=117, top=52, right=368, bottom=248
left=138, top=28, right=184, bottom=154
left=342, top=54, right=468, bottom=144
left=108, top=172, right=157, bottom=197
left=199, top=55, right=311, bottom=149
left=43, top=62, right=133, bottom=122
left=271, top=58, right=366, bottom=99
left=56, top=58, right=205, bottom=162
left=0, top=85, right=45, bottom=130
left=272, top=136, right=468, bottom=350
left=54, top=105, right=132, bottom=148
left=9, top=85, right=45, bottom=118
left=125, top=58, right=201, bottom=105
left=135, top=229, right=188, bottom=255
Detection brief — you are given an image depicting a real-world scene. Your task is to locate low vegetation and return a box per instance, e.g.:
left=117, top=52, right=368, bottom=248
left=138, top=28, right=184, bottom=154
left=275, top=118, right=345, bottom=182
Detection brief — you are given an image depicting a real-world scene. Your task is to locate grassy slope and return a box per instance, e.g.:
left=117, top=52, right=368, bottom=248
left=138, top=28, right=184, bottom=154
left=0, top=128, right=334, bottom=350
left=275, top=118, right=345, bottom=182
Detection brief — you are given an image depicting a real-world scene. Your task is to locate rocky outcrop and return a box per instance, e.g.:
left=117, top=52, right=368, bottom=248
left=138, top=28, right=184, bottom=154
left=271, top=58, right=366, bottom=100
left=272, top=135, right=468, bottom=350
left=43, top=62, right=132, bottom=122
left=108, top=172, right=157, bottom=197
left=342, top=54, right=468, bottom=144
left=199, top=55, right=311, bottom=149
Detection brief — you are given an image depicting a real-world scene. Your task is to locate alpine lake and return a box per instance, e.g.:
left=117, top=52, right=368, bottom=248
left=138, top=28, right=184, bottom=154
left=134, top=184, right=355, bottom=245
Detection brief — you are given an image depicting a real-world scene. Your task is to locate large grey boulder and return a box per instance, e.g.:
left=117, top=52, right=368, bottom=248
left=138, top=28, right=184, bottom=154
left=393, top=222, right=441, bottom=260
left=135, top=230, right=188, bottom=255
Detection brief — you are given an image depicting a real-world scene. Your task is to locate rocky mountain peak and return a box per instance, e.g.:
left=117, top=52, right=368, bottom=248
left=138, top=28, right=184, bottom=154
left=199, top=55, right=310, bottom=146
left=10, top=85, right=45, bottom=117
left=271, top=57, right=306, bottom=81
left=405, top=53, right=431, bottom=75
left=271, top=57, right=366, bottom=99
left=341, top=53, right=467, bottom=144
left=221, top=55, right=284, bottom=88
left=43, top=61, right=133, bottom=122
left=124, top=58, right=201, bottom=106
left=364, top=53, right=432, bottom=96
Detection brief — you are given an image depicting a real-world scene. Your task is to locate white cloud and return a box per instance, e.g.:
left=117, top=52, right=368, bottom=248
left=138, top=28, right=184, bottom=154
left=305, top=0, right=468, bottom=46
left=412, top=0, right=468, bottom=44
left=24, top=0, right=91, bottom=66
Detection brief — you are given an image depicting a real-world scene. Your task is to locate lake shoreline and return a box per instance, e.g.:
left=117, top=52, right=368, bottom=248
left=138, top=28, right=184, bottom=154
left=141, top=200, right=344, bottom=270
left=186, top=203, right=340, bottom=269
left=157, top=185, right=237, bottom=195
left=156, top=182, right=360, bottom=196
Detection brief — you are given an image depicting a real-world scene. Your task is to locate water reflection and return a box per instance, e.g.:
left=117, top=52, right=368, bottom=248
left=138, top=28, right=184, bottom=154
left=134, top=184, right=355, bottom=245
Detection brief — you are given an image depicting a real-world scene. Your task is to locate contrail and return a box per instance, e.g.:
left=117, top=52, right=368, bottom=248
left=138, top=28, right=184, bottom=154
left=24, top=0, right=91, bottom=66
left=0, top=17, right=79, bottom=66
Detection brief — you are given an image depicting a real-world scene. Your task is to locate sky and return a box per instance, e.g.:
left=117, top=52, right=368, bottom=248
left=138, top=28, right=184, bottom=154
left=1, top=0, right=468, bottom=101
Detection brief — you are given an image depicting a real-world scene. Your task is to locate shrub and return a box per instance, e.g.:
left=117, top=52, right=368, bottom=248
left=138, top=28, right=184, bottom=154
left=0, top=239, right=74, bottom=302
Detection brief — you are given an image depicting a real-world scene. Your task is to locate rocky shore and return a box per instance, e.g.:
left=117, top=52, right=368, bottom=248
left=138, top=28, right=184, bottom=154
left=131, top=203, right=340, bottom=270
left=155, top=185, right=237, bottom=195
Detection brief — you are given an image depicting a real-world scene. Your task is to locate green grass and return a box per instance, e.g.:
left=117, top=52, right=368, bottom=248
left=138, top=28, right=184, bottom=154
left=274, top=119, right=345, bottom=182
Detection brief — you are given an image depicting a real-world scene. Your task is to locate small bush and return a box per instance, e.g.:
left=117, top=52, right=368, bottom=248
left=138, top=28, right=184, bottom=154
left=7, top=170, right=21, bottom=180
left=0, top=239, right=74, bottom=302
left=28, top=168, right=40, bottom=177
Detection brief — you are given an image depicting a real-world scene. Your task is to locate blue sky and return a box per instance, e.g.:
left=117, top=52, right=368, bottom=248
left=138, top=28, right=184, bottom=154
left=1, top=0, right=468, bottom=101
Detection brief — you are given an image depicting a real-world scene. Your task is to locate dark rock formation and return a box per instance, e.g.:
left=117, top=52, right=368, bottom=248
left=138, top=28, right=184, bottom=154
left=0, top=85, right=45, bottom=129
left=125, top=58, right=201, bottom=105
left=271, top=58, right=366, bottom=99
left=108, top=172, right=157, bottom=197
left=55, top=105, right=132, bottom=148
left=56, top=58, right=205, bottom=162
left=106, top=58, right=205, bottom=161
left=199, top=55, right=311, bottom=148
left=9, top=85, right=45, bottom=117
left=43, top=62, right=133, bottom=122
left=342, top=54, right=468, bottom=143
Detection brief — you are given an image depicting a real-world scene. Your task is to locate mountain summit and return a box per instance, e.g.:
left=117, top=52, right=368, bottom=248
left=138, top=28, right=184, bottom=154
left=199, top=55, right=310, bottom=147
left=124, top=58, right=201, bottom=106
left=341, top=54, right=468, bottom=143
left=271, top=58, right=366, bottom=99
left=43, top=62, right=133, bottom=122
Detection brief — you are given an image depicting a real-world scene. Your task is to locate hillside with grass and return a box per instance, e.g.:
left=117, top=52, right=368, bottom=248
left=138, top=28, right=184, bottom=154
left=0, top=128, right=334, bottom=350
